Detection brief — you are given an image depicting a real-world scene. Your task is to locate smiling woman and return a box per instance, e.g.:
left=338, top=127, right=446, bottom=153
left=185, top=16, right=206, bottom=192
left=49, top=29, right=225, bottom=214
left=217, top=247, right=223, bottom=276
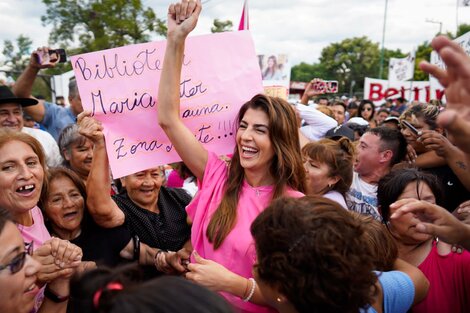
left=58, top=124, right=94, bottom=184
left=77, top=114, right=193, bottom=273
left=39, top=167, right=133, bottom=267
left=0, top=207, right=41, bottom=313
left=154, top=1, right=305, bottom=312
left=0, top=130, right=84, bottom=313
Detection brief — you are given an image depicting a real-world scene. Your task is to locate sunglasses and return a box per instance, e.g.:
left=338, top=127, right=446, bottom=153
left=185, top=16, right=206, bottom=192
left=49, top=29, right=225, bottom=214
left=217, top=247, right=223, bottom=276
left=0, top=242, right=33, bottom=274
left=362, top=107, right=372, bottom=111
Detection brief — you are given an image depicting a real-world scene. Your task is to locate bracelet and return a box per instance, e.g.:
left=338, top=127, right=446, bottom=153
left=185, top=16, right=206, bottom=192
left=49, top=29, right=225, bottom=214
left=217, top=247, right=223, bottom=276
left=154, top=249, right=167, bottom=271
left=243, top=278, right=256, bottom=302
left=44, top=285, right=69, bottom=303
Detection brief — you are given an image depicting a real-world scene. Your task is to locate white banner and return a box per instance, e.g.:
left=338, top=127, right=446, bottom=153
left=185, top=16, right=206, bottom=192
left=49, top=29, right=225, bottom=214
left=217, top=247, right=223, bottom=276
left=430, top=30, right=470, bottom=101
left=363, top=77, right=445, bottom=106
left=388, top=50, right=415, bottom=81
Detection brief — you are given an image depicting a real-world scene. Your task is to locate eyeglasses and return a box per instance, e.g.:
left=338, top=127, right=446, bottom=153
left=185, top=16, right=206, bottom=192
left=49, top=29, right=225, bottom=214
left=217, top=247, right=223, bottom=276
left=0, top=242, right=33, bottom=274
left=362, top=107, right=372, bottom=111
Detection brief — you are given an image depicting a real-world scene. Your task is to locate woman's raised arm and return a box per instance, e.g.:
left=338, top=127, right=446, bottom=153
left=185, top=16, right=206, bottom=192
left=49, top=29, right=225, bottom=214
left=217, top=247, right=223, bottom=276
left=158, top=0, right=207, bottom=181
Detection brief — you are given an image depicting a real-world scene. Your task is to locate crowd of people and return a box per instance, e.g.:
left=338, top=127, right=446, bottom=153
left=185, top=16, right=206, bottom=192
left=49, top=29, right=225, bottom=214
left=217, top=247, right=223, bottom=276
left=1, top=1, right=470, bottom=313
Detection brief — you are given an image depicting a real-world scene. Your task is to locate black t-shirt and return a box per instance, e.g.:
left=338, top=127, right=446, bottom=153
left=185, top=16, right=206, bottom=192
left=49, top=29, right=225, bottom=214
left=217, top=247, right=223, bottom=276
left=425, top=166, right=470, bottom=212
left=70, top=214, right=132, bottom=267
left=112, top=187, right=192, bottom=251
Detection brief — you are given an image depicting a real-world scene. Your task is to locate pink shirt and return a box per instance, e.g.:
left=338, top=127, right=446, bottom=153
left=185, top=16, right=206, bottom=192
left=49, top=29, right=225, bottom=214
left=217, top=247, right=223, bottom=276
left=413, top=242, right=470, bottom=313
left=167, top=169, right=185, bottom=188
left=17, top=206, right=51, bottom=249
left=187, top=152, right=304, bottom=313
left=17, top=206, right=51, bottom=313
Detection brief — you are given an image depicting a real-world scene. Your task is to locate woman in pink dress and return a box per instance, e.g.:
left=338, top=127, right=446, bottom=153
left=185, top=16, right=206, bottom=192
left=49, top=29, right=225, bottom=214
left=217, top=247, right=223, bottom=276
left=155, top=1, right=305, bottom=312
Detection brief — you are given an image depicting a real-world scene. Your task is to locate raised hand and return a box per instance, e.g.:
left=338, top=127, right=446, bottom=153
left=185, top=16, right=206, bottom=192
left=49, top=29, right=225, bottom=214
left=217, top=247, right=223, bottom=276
left=77, top=111, right=105, bottom=144
left=167, top=0, right=202, bottom=39
left=30, top=47, right=60, bottom=69
left=390, top=198, right=470, bottom=250
left=419, top=36, right=470, bottom=154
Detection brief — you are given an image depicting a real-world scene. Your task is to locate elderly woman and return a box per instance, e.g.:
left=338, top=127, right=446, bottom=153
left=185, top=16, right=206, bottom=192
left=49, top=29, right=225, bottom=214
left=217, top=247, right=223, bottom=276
left=378, top=168, right=470, bottom=313
left=77, top=117, right=192, bottom=270
left=58, top=124, right=93, bottom=184
left=302, top=138, right=354, bottom=208
left=39, top=167, right=158, bottom=267
left=251, top=196, right=428, bottom=313
left=0, top=130, right=83, bottom=311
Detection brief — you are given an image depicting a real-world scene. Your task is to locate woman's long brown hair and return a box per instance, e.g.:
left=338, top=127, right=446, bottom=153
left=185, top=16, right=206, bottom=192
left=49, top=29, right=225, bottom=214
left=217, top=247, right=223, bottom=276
left=206, top=94, right=306, bottom=249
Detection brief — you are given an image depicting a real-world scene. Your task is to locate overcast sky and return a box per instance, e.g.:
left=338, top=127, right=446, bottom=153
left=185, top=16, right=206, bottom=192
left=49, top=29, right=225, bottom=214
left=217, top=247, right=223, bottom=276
left=0, top=0, right=469, bottom=66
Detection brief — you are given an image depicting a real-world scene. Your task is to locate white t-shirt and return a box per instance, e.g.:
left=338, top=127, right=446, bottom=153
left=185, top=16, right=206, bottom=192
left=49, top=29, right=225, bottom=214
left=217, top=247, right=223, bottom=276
left=346, top=172, right=381, bottom=220
left=22, top=127, right=63, bottom=167
left=323, top=190, right=348, bottom=209
left=296, top=103, right=337, bottom=141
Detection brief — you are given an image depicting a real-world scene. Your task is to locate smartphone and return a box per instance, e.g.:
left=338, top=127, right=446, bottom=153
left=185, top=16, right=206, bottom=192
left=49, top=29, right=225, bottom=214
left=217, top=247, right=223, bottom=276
left=312, top=80, right=338, bottom=94
left=36, top=49, right=67, bottom=64
left=326, top=80, right=338, bottom=93
left=401, top=120, right=422, bottom=136
left=312, top=81, right=326, bottom=93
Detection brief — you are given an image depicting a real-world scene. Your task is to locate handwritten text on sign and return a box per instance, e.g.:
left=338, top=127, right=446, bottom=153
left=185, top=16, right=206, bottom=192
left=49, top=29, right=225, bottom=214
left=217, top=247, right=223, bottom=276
left=71, top=31, right=263, bottom=178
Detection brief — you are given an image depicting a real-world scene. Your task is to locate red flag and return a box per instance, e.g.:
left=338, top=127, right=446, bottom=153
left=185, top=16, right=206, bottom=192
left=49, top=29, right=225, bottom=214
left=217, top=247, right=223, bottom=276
left=238, top=0, right=249, bottom=30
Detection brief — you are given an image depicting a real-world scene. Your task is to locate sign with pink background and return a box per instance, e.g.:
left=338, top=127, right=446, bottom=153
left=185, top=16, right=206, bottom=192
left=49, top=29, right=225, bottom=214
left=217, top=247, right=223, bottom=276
left=71, top=31, right=263, bottom=178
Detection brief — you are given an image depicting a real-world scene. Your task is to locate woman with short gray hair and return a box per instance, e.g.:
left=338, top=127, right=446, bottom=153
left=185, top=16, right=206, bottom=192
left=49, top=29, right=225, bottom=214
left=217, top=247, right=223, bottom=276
left=58, top=123, right=93, bottom=183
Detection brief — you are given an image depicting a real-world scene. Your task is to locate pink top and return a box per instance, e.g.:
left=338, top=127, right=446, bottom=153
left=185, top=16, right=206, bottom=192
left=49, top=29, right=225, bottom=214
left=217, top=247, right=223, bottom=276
left=17, top=206, right=51, bottom=313
left=413, top=242, right=470, bottom=313
left=187, top=152, right=304, bottom=313
left=167, top=169, right=185, bottom=188
left=17, top=206, right=51, bottom=249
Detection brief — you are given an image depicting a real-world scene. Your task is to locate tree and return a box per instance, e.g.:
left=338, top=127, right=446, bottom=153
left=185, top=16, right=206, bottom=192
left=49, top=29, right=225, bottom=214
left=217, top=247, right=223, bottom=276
left=211, top=19, right=233, bottom=33
left=413, top=41, right=433, bottom=81
left=41, top=0, right=167, bottom=53
left=455, top=23, right=470, bottom=38
left=319, top=37, right=381, bottom=92
left=290, top=62, right=326, bottom=82
left=1, top=35, right=33, bottom=78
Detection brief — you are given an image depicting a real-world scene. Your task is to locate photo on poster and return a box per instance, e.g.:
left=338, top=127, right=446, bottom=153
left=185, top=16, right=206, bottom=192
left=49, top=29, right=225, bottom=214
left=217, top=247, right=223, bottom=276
left=257, top=54, right=290, bottom=83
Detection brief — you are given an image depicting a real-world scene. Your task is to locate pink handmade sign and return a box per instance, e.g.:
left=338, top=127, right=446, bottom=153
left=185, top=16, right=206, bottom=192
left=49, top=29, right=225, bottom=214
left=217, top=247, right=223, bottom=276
left=71, top=31, right=263, bottom=178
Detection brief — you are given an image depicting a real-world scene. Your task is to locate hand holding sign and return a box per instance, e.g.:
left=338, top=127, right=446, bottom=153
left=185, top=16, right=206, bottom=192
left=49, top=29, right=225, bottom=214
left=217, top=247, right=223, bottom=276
left=77, top=111, right=105, bottom=146
left=167, top=0, right=202, bottom=38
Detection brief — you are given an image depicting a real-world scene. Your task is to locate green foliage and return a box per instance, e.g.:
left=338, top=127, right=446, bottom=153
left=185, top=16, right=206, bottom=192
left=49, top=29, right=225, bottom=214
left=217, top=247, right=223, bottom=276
left=41, top=0, right=167, bottom=53
left=413, top=41, right=433, bottom=81
left=211, top=19, right=233, bottom=33
left=1, top=35, right=33, bottom=78
left=290, top=37, right=414, bottom=94
left=290, top=62, right=326, bottom=82
left=319, top=37, right=380, bottom=92
left=455, top=23, right=470, bottom=38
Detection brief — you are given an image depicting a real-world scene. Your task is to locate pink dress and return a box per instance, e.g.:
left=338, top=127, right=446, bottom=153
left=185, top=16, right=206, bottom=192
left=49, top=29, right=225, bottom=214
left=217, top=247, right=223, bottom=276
left=412, top=241, right=470, bottom=313
left=187, top=152, right=304, bottom=313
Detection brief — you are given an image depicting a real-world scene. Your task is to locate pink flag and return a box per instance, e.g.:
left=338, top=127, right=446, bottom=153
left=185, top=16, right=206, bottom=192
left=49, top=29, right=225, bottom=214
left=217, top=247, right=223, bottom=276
left=238, top=0, right=249, bottom=30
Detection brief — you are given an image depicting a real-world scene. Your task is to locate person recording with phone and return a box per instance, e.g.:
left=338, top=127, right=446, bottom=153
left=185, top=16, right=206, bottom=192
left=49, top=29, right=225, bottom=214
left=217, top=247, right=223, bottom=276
left=13, top=47, right=82, bottom=141
left=399, top=103, right=470, bottom=212
left=296, top=78, right=338, bottom=142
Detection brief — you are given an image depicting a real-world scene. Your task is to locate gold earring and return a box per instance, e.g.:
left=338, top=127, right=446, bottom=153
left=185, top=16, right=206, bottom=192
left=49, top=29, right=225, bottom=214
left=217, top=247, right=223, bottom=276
left=276, top=297, right=282, bottom=303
